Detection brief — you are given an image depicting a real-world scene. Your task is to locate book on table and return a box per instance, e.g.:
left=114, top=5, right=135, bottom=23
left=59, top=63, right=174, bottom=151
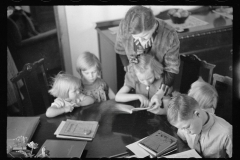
left=138, top=129, right=178, bottom=157
left=115, top=103, right=150, bottom=114
left=7, top=116, right=40, bottom=151
left=54, top=119, right=99, bottom=141
left=163, top=149, right=201, bottom=158
left=36, top=139, right=87, bottom=158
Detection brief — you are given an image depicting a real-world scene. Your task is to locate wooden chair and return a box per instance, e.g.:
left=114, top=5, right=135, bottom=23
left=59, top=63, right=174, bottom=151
left=173, top=54, right=216, bottom=94
left=10, top=58, right=52, bottom=116
left=212, top=73, right=232, bottom=124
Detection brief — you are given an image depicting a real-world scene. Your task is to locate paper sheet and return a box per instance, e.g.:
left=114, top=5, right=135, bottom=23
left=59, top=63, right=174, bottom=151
left=126, top=138, right=150, bottom=158
left=115, top=103, right=150, bottom=114
left=164, top=149, right=201, bottom=158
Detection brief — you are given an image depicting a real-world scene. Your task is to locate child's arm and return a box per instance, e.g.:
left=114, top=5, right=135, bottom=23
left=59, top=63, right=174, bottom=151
left=46, top=104, right=74, bottom=118
left=108, top=87, right=115, bottom=100
left=115, top=85, right=149, bottom=108
left=115, top=85, right=138, bottom=102
left=76, top=95, right=95, bottom=107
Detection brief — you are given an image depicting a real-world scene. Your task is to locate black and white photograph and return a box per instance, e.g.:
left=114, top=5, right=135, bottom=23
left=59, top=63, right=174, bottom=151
left=7, top=4, right=237, bottom=158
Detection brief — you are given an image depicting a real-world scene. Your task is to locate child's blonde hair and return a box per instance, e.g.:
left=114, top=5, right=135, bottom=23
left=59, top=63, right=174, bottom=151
left=129, top=53, right=163, bottom=80
left=76, top=51, right=101, bottom=78
left=167, top=94, right=199, bottom=126
left=188, top=78, right=218, bottom=112
left=49, top=72, right=81, bottom=99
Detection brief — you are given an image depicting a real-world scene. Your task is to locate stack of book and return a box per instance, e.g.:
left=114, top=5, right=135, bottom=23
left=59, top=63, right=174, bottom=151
left=54, top=119, right=99, bottom=141
left=138, top=129, right=178, bottom=157
left=7, top=116, right=40, bottom=151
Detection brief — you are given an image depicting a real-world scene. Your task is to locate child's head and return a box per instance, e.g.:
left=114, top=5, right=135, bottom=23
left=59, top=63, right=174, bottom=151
left=49, top=72, right=81, bottom=100
left=76, top=51, right=101, bottom=84
left=188, top=77, right=218, bottom=114
left=167, top=94, right=203, bottom=135
left=129, top=54, right=163, bottom=86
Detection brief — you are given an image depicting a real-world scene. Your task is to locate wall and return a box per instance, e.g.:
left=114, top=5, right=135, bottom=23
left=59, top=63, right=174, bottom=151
left=61, top=5, right=201, bottom=92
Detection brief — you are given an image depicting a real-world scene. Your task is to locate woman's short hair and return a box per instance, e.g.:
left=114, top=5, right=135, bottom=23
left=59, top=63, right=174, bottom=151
left=129, top=54, right=163, bottom=80
left=167, top=94, right=199, bottom=126
left=76, top=51, right=101, bottom=78
left=188, top=80, right=218, bottom=111
left=49, top=72, right=81, bottom=99
left=124, top=6, right=156, bottom=35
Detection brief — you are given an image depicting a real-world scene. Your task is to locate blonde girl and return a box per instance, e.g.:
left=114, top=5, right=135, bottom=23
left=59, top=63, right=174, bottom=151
left=76, top=51, right=115, bottom=102
left=188, top=77, right=218, bottom=114
left=115, top=54, right=169, bottom=110
left=46, top=72, right=94, bottom=117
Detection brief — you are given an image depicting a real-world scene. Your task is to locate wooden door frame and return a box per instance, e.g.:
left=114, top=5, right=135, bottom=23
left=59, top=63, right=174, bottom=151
left=54, top=6, right=72, bottom=74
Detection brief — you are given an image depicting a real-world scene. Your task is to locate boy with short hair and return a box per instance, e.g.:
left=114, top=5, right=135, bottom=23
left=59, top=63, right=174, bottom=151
left=167, top=94, right=232, bottom=158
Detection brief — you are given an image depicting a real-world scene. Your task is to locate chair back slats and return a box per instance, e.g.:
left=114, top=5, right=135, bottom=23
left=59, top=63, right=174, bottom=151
left=212, top=73, right=232, bottom=124
left=10, top=58, right=50, bottom=116
left=213, top=74, right=232, bottom=87
left=11, top=59, right=45, bottom=83
left=39, top=65, right=50, bottom=109
left=22, top=77, right=35, bottom=115
left=200, top=60, right=216, bottom=83
left=179, top=54, right=201, bottom=93
left=174, top=54, right=216, bottom=94
left=12, top=81, right=25, bottom=115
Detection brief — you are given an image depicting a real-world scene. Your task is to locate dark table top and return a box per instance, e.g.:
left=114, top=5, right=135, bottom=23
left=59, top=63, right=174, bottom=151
left=30, top=100, right=189, bottom=158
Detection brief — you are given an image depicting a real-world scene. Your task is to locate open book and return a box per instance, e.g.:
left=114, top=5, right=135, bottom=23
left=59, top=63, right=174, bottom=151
left=54, top=119, right=99, bottom=141
left=138, top=130, right=177, bottom=157
left=115, top=103, right=150, bottom=114
left=163, top=149, right=201, bottom=158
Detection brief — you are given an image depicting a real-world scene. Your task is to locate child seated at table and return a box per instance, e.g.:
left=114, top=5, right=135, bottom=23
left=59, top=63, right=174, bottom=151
left=188, top=77, right=218, bottom=114
left=115, top=53, right=168, bottom=108
left=166, top=94, right=232, bottom=158
left=148, top=77, right=219, bottom=115
left=46, top=72, right=95, bottom=118
left=76, top=51, right=115, bottom=102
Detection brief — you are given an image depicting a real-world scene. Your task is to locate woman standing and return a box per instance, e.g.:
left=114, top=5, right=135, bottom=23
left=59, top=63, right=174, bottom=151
left=114, top=6, right=180, bottom=113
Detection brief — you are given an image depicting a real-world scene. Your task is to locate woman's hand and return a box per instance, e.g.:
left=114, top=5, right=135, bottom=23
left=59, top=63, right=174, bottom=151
left=143, top=37, right=153, bottom=49
left=133, top=37, right=153, bottom=52
left=138, top=94, right=149, bottom=108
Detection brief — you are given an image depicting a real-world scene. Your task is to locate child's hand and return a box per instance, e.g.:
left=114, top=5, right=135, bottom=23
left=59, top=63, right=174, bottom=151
left=138, top=94, right=149, bottom=108
left=63, top=104, right=74, bottom=113
left=72, top=98, right=81, bottom=107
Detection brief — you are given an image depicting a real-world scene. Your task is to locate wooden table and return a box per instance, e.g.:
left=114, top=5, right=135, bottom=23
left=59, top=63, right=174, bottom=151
left=28, top=100, right=189, bottom=158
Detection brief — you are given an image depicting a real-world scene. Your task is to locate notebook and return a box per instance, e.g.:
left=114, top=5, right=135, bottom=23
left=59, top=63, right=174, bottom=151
left=7, top=116, right=40, bottom=151
left=36, top=139, right=87, bottom=158
left=138, top=129, right=178, bottom=157
left=54, top=119, right=99, bottom=141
